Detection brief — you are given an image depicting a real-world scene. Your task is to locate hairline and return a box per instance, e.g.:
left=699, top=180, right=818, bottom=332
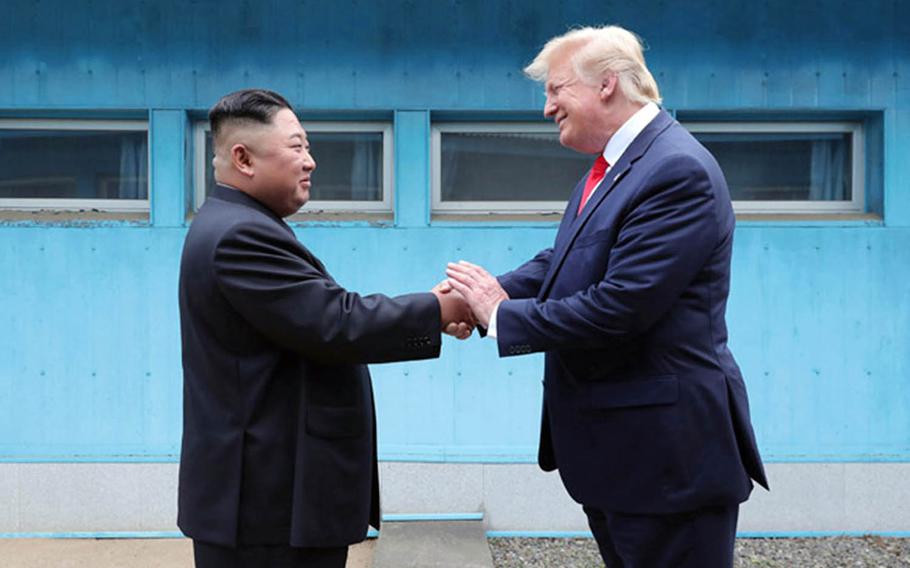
left=213, top=109, right=305, bottom=151
left=525, top=26, right=662, bottom=105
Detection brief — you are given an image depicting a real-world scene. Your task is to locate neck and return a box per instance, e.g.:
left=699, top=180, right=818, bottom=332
left=599, top=100, right=647, bottom=148
left=215, top=171, right=253, bottom=194
left=612, top=100, right=647, bottom=129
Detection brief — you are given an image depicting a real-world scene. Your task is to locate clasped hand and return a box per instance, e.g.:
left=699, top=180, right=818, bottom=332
left=430, top=260, right=510, bottom=340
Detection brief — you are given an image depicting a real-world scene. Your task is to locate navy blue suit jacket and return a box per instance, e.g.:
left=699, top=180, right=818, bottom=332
left=178, top=186, right=441, bottom=547
left=497, top=110, right=768, bottom=514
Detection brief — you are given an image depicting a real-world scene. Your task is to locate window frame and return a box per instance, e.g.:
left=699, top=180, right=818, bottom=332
left=683, top=120, right=865, bottom=215
left=193, top=120, right=394, bottom=213
left=0, top=118, right=150, bottom=212
left=431, top=122, right=573, bottom=215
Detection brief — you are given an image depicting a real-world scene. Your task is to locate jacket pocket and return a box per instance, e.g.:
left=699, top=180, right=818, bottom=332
left=305, top=405, right=364, bottom=439
left=588, top=375, right=678, bottom=410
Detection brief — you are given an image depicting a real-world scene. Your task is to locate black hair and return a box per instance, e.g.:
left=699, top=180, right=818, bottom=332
left=208, top=89, right=293, bottom=141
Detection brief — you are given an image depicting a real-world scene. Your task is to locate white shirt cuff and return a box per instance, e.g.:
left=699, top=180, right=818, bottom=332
left=487, top=301, right=502, bottom=338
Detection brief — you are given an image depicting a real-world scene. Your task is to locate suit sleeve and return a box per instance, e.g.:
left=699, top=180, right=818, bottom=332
left=497, top=247, right=554, bottom=299
left=496, top=154, right=719, bottom=356
left=212, top=222, right=441, bottom=365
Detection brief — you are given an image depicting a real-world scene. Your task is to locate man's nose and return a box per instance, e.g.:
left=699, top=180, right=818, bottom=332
left=303, top=154, right=316, bottom=171
left=543, top=96, right=557, bottom=118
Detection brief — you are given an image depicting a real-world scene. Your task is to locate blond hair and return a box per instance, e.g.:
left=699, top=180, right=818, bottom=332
left=524, top=26, right=661, bottom=105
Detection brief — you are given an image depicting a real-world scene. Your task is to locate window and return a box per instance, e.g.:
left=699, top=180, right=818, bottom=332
left=684, top=121, right=864, bottom=214
left=194, top=121, right=392, bottom=213
left=0, top=119, right=149, bottom=211
left=432, top=123, right=592, bottom=214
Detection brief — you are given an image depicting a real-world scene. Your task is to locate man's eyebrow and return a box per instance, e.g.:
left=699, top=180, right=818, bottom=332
left=288, top=132, right=303, bottom=141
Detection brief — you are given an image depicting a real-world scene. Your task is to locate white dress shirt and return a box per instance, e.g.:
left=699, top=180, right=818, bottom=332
left=487, top=102, right=661, bottom=338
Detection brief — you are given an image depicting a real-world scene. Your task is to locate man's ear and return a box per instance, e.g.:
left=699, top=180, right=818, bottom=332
left=230, top=143, right=255, bottom=178
left=600, top=74, right=618, bottom=101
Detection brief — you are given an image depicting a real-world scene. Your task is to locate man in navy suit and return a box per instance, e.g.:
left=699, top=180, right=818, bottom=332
left=448, top=26, right=768, bottom=567
left=178, top=89, right=472, bottom=567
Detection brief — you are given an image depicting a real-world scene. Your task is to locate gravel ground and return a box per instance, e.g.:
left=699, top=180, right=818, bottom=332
left=489, top=537, right=910, bottom=567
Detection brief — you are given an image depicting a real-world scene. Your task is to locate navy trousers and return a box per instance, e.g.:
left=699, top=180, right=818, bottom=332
left=193, top=540, right=349, bottom=568
left=583, top=504, right=739, bottom=568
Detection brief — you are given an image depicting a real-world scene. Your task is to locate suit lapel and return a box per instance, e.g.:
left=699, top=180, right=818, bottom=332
left=538, top=110, right=676, bottom=299
left=553, top=177, right=587, bottom=249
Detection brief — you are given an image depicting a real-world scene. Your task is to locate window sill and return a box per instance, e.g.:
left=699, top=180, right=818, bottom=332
left=0, top=210, right=149, bottom=226
left=287, top=211, right=394, bottom=226
left=184, top=210, right=394, bottom=227
left=735, top=213, right=882, bottom=227
left=431, top=212, right=563, bottom=227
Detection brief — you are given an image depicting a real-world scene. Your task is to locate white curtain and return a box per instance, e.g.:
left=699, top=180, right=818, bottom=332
left=809, top=138, right=847, bottom=201
left=350, top=139, right=380, bottom=200
left=117, top=135, right=148, bottom=199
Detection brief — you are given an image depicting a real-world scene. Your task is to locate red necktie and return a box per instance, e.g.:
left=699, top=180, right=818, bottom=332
left=577, top=155, right=609, bottom=215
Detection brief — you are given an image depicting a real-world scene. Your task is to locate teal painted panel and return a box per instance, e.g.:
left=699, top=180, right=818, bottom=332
left=0, top=1, right=900, bottom=112
left=886, top=108, right=910, bottom=226
left=0, top=228, right=184, bottom=458
left=1, top=224, right=909, bottom=461
left=150, top=110, right=187, bottom=228
left=728, top=227, right=910, bottom=458
left=393, top=111, right=430, bottom=228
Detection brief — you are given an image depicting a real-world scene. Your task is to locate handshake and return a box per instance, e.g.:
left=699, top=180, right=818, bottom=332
left=429, top=261, right=510, bottom=340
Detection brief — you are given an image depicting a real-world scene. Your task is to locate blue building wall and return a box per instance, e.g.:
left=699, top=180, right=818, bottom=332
left=0, top=0, right=908, bottom=463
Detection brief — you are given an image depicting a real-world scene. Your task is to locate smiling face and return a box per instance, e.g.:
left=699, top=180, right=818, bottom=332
left=543, top=47, right=611, bottom=155
left=245, top=108, right=316, bottom=217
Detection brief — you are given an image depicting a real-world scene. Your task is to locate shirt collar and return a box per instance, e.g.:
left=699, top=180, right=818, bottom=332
left=601, top=102, right=660, bottom=167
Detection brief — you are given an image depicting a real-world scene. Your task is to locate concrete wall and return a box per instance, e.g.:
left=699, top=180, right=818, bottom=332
left=3, top=463, right=909, bottom=536
left=1, top=0, right=908, bottom=534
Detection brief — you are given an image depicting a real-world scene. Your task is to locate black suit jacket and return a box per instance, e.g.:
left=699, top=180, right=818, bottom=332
left=177, top=185, right=441, bottom=548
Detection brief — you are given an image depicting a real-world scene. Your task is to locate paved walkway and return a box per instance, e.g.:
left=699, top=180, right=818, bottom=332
left=0, top=538, right=374, bottom=568
left=372, top=520, right=494, bottom=568
left=0, top=521, right=495, bottom=567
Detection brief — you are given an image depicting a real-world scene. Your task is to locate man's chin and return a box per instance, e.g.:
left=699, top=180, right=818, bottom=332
left=560, top=132, right=600, bottom=155
left=559, top=131, right=580, bottom=152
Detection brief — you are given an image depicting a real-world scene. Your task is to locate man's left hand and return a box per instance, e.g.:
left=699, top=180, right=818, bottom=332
left=446, top=261, right=509, bottom=328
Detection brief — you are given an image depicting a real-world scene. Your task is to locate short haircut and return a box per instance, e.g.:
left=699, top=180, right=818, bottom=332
left=208, top=89, right=293, bottom=143
left=524, top=26, right=661, bottom=106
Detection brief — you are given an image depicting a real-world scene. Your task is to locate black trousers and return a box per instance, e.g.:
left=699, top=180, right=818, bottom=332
left=583, top=504, right=739, bottom=568
left=193, top=540, right=349, bottom=568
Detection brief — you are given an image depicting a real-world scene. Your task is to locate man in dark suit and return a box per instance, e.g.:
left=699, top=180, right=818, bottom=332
left=178, top=89, right=471, bottom=567
left=447, top=26, right=769, bottom=567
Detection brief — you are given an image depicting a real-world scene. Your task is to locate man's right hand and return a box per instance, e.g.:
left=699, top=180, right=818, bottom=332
left=431, top=281, right=475, bottom=340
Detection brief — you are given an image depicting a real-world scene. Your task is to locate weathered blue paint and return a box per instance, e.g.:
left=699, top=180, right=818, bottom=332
left=149, top=110, right=188, bottom=227
left=0, top=1, right=907, bottom=465
left=1, top=225, right=908, bottom=461
left=394, top=110, right=430, bottom=227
